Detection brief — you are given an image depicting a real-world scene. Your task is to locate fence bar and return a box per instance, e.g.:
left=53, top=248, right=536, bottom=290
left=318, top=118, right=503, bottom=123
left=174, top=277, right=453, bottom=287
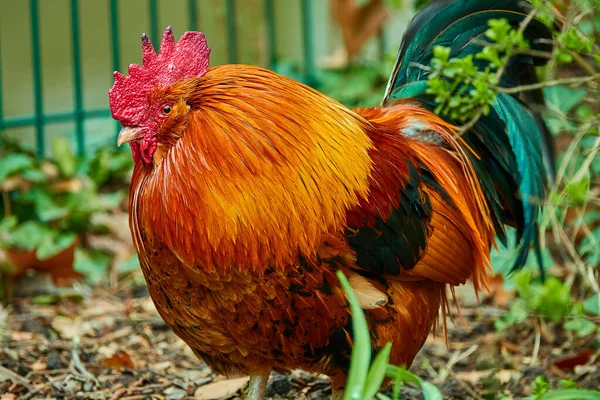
left=225, top=0, right=237, bottom=63
left=264, top=0, right=276, bottom=69
left=109, top=0, right=121, bottom=136
left=378, top=28, right=387, bottom=57
left=300, top=0, right=316, bottom=86
left=70, top=0, right=85, bottom=155
left=0, top=27, right=4, bottom=131
left=188, top=0, right=198, bottom=31
left=29, top=0, right=45, bottom=157
left=149, top=0, right=159, bottom=43
left=3, top=109, right=111, bottom=129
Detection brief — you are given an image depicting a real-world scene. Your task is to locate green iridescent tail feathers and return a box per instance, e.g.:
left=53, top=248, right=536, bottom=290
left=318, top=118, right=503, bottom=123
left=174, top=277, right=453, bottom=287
left=384, top=0, right=555, bottom=275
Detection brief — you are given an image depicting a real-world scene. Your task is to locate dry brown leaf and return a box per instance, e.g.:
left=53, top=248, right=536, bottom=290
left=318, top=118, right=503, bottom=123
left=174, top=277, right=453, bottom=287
left=30, top=360, right=47, bottom=372
left=102, top=351, right=135, bottom=370
left=1, top=393, right=17, bottom=400
left=553, top=349, right=598, bottom=371
left=454, top=370, right=489, bottom=383
left=487, top=275, right=516, bottom=307
left=194, top=376, right=250, bottom=400
left=51, top=316, right=81, bottom=339
left=0, top=176, right=31, bottom=191
left=495, top=370, right=518, bottom=384
left=454, top=369, right=517, bottom=384
left=51, top=178, right=84, bottom=193
left=11, top=331, right=34, bottom=341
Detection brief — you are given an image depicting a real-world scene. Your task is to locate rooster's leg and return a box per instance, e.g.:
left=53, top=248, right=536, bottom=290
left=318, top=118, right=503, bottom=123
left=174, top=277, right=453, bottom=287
left=246, top=373, right=270, bottom=400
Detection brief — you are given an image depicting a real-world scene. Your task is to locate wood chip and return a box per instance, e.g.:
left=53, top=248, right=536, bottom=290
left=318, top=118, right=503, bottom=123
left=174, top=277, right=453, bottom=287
left=194, top=376, right=249, bottom=400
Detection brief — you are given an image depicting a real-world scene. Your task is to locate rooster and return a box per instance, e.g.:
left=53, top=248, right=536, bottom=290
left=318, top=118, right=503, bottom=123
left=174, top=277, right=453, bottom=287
left=109, top=0, right=553, bottom=398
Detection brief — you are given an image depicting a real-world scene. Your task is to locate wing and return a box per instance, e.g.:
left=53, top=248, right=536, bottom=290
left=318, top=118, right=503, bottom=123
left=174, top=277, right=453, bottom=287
left=346, top=103, right=495, bottom=291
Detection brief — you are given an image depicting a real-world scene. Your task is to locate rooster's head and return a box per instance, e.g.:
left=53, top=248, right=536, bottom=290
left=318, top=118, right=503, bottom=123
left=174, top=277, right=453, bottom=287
left=109, top=27, right=210, bottom=164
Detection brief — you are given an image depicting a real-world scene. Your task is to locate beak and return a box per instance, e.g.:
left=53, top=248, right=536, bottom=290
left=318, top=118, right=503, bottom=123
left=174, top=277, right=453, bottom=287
left=117, top=127, right=142, bottom=147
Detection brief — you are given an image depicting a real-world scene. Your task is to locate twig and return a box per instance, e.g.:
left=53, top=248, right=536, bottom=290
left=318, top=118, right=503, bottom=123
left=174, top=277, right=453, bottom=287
left=530, top=319, right=542, bottom=366
left=98, top=326, right=133, bottom=345
left=498, top=73, right=600, bottom=94
left=2, top=191, right=10, bottom=217
left=571, top=51, right=599, bottom=77
left=513, top=48, right=554, bottom=59
left=0, top=365, right=39, bottom=400
left=24, top=368, right=72, bottom=380
left=446, top=369, right=485, bottom=400
left=71, top=336, right=99, bottom=386
left=437, top=344, right=478, bottom=383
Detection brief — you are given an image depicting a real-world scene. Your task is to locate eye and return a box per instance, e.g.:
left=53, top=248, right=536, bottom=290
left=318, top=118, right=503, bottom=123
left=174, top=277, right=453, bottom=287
left=162, top=105, right=172, bottom=115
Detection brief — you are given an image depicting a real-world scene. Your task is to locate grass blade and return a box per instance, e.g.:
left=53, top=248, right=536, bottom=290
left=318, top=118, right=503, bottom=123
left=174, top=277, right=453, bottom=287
left=363, top=342, right=392, bottom=400
left=337, top=270, right=372, bottom=400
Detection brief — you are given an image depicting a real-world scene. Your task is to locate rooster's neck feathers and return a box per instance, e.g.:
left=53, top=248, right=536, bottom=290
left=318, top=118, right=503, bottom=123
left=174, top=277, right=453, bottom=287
left=132, top=65, right=373, bottom=272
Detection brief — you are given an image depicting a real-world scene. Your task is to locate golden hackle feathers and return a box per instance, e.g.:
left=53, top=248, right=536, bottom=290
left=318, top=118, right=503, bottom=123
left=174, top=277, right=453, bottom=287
left=133, top=65, right=373, bottom=273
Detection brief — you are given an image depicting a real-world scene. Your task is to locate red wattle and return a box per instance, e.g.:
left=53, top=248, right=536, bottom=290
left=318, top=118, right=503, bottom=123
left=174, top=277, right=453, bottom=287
left=140, top=135, right=158, bottom=164
left=130, top=141, right=142, bottom=164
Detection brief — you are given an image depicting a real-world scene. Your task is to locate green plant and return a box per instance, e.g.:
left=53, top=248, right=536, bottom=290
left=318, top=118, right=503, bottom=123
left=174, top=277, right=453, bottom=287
left=0, top=134, right=133, bottom=284
left=425, top=18, right=531, bottom=124
left=337, top=270, right=443, bottom=400
left=317, top=55, right=396, bottom=108
left=520, top=375, right=600, bottom=399
left=420, top=0, right=600, bottom=342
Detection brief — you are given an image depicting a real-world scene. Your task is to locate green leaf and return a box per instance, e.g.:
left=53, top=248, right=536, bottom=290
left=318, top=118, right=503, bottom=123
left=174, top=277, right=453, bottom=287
left=363, top=343, right=392, bottom=400
left=559, top=28, right=593, bottom=53
left=533, top=376, right=549, bottom=398
left=556, top=49, right=574, bottom=64
left=386, top=366, right=442, bottom=400
left=9, top=221, right=50, bottom=251
left=583, top=294, right=600, bottom=316
left=33, top=189, right=69, bottom=222
left=338, top=271, right=371, bottom=400
left=51, top=137, right=77, bottom=178
left=495, top=298, right=529, bottom=331
left=118, top=254, right=141, bottom=275
left=544, top=86, right=587, bottom=114
left=74, top=248, right=111, bottom=285
left=36, top=232, right=76, bottom=260
left=21, top=168, right=46, bottom=183
left=486, top=19, right=512, bottom=44
left=0, top=153, right=35, bottom=183
left=565, top=175, right=590, bottom=206
left=532, top=277, right=572, bottom=322
left=0, top=216, right=18, bottom=233
left=432, top=46, right=451, bottom=63
left=32, top=294, right=59, bottom=305
left=559, top=379, right=578, bottom=389
left=420, top=382, right=444, bottom=400
left=564, top=318, right=597, bottom=337
left=522, top=389, right=600, bottom=399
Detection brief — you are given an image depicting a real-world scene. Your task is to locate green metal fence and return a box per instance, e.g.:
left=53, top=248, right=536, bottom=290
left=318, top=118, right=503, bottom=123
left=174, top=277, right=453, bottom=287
left=0, top=0, right=322, bottom=158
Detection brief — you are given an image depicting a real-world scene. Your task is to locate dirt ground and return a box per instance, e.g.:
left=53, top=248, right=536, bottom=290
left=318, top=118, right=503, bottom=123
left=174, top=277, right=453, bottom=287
left=1, top=277, right=599, bottom=400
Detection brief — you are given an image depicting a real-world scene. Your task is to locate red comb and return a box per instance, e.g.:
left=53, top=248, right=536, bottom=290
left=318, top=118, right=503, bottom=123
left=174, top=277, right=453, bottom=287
left=109, top=26, right=211, bottom=126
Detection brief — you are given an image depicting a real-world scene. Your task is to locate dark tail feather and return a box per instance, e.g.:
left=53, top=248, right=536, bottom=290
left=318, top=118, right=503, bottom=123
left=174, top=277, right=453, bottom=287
left=519, top=67, right=557, bottom=187
left=383, top=0, right=554, bottom=275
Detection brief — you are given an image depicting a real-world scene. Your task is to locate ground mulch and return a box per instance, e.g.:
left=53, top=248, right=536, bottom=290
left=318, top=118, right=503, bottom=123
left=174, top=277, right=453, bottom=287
left=1, top=278, right=599, bottom=400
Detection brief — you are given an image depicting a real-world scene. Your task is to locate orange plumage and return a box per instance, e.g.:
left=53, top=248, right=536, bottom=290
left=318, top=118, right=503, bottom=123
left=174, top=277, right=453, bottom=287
left=123, top=65, right=493, bottom=386
left=109, top=1, right=552, bottom=393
